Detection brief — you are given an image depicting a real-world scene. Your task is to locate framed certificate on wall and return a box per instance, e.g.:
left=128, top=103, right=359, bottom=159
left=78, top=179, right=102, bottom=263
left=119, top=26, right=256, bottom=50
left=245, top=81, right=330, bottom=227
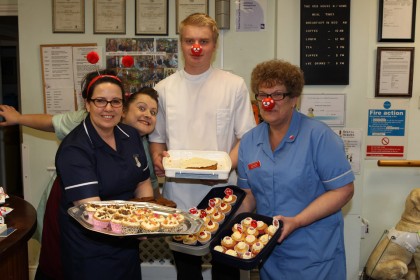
left=378, top=0, right=417, bottom=42
left=52, top=0, right=85, bottom=33
left=135, top=0, right=168, bottom=35
left=94, top=0, right=126, bottom=34
left=176, top=0, right=208, bottom=33
left=375, top=47, right=415, bottom=97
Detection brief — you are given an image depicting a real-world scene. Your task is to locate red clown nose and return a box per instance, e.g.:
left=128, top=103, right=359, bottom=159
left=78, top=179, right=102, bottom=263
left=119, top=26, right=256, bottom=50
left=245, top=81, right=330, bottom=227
left=191, top=43, right=203, bottom=56
left=261, top=97, right=275, bottom=111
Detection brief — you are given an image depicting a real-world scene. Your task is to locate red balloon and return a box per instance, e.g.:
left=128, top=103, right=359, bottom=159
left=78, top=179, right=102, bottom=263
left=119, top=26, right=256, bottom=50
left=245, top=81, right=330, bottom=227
left=262, top=97, right=275, bottom=111
left=191, top=43, right=203, bottom=56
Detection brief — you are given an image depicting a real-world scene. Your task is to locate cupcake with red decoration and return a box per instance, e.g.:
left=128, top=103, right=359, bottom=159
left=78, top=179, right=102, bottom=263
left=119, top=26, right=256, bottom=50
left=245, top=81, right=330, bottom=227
left=211, top=211, right=225, bottom=224
left=205, top=206, right=217, bottom=216
left=197, top=230, right=212, bottom=245
left=205, top=220, right=219, bottom=234
left=218, top=202, right=232, bottom=215
left=183, top=234, right=198, bottom=245
left=188, top=207, right=200, bottom=218
left=222, top=188, right=237, bottom=205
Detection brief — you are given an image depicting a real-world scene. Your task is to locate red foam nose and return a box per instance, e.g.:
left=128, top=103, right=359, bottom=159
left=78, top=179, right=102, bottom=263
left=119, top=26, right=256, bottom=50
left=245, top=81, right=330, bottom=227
left=191, top=43, right=203, bottom=56
left=262, top=97, right=275, bottom=111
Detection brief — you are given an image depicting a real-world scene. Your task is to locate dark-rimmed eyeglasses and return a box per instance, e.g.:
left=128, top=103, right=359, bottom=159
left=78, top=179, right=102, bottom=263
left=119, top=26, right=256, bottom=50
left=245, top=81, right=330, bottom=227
left=255, top=92, right=290, bottom=101
left=89, top=98, right=123, bottom=108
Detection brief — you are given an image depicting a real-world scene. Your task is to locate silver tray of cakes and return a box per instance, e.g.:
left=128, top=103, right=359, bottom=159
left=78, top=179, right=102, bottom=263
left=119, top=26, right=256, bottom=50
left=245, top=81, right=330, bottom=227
left=166, top=186, right=245, bottom=256
left=67, top=201, right=204, bottom=237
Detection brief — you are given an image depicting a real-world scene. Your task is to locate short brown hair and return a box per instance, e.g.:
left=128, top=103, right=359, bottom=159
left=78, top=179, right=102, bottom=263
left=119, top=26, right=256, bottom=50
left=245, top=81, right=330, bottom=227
left=251, top=59, right=305, bottom=98
left=179, top=13, right=219, bottom=43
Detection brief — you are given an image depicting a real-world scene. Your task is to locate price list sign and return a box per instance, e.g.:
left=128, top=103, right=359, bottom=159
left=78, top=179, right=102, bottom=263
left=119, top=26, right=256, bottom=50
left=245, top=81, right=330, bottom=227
left=300, top=0, right=350, bottom=85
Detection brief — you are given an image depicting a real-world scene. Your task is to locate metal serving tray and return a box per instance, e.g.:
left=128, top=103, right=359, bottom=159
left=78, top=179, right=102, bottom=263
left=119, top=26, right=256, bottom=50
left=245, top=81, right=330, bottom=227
left=68, top=200, right=203, bottom=237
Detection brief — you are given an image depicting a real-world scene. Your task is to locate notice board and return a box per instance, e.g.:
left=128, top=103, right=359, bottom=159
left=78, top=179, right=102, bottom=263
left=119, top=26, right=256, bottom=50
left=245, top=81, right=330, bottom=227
left=40, top=43, right=99, bottom=114
left=300, top=0, right=350, bottom=85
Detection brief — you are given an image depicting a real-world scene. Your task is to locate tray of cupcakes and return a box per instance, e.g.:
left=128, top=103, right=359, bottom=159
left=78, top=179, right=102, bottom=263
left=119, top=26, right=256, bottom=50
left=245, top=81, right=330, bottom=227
left=67, top=201, right=203, bottom=237
left=209, top=212, right=282, bottom=270
left=165, top=186, right=246, bottom=256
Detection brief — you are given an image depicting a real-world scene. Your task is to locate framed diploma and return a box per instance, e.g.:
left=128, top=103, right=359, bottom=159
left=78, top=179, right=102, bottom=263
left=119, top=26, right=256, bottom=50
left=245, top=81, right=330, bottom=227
left=52, top=0, right=85, bottom=33
left=176, top=0, right=208, bottom=33
left=375, top=47, right=415, bottom=98
left=94, top=0, right=126, bottom=34
left=136, top=0, right=168, bottom=35
left=378, top=0, right=417, bottom=42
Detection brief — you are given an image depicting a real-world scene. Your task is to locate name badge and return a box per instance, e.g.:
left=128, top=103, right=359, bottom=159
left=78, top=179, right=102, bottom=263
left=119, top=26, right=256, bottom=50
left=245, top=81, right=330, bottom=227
left=248, top=161, right=261, bottom=170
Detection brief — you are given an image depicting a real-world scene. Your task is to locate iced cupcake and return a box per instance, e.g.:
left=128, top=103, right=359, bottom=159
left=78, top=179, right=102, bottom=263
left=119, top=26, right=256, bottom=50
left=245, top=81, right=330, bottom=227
left=205, top=220, right=219, bottom=234
left=251, top=241, right=264, bottom=255
left=211, top=212, right=225, bottom=223
left=231, top=230, right=244, bottom=242
left=110, top=213, right=124, bottom=234
left=213, top=245, right=225, bottom=253
left=221, top=236, right=236, bottom=249
left=140, top=220, right=160, bottom=232
left=244, top=234, right=257, bottom=246
left=234, top=241, right=249, bottom=257
left=92, top=209, right=111, bottom=229
left=225, top=249, right=238, bottom=257
left=218, top=202, right=232, bottom=215
left=256, top=220, right=268, bottom=235
left=259, top=233, right=270, bottom=246
left=183, top=234, right=198, bottom=245
left=197, top=230, right=212, bottom=245
left=121, top=215, right=140, bottom=234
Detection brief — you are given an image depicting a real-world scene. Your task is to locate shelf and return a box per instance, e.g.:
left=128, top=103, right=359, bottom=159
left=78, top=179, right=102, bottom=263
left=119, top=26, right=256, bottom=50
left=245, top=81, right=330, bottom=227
left=377, top=160, right=420, bottom=167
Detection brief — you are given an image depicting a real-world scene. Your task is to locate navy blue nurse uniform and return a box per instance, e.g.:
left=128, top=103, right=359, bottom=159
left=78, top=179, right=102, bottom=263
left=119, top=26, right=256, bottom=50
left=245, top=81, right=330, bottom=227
left=56, top=115, right=150, bottom=280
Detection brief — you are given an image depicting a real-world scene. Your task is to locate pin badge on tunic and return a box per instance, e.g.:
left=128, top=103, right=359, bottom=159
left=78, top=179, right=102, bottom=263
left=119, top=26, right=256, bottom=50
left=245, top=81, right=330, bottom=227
left=133, top=154, right=141, bottom=167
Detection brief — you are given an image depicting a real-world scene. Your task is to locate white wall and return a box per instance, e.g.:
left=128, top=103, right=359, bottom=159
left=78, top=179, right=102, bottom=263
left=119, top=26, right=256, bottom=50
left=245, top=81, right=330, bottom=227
left=15, top=0, right=420, bottom=279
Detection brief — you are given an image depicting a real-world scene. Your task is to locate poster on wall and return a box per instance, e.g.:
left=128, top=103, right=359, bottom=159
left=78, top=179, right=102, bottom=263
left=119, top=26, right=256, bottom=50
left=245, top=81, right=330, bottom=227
left=105, top=37, right=178, bottom=93
left=298, top=94, right=346, bottom=126
left=235, top=0, right=267, bottom=32
left=333, top=129, right=362, bottom=174
left=365, top=99, right=408, bottom=159
left=40, top=44, right=100, bottom=114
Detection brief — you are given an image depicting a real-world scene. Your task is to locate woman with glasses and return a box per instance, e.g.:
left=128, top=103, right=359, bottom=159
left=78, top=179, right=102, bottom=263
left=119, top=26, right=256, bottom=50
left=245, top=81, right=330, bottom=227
left=56, top=69, right=153, bottom=279
left=236, top=59, right=355, bottom=280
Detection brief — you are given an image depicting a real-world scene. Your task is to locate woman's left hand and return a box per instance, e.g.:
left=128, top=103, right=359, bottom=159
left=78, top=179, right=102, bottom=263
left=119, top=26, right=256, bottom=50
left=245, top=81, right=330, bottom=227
left=273, top=214, right=301, bottom=243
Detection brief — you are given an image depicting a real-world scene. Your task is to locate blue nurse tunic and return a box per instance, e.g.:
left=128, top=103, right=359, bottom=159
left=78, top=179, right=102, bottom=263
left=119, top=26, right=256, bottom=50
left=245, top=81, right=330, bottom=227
left=56, top=115, right=150, bottom=280
left=237, top=110, right=354, bottom=280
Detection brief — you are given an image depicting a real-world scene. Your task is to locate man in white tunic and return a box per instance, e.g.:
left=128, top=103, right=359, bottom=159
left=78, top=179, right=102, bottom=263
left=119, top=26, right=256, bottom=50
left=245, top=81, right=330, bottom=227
left=149, top=13, right=255, bottom=280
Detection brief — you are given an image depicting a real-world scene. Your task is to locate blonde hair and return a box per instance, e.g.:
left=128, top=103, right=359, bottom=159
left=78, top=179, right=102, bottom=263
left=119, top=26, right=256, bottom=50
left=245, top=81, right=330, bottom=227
left=179, top=13, right=219, bottom=43
left=251, top=59, right=305, bottom=98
